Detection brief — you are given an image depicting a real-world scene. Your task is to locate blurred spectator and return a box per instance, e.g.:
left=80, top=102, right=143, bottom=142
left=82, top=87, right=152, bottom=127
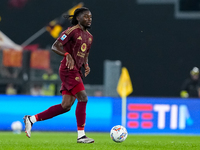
left=94, top=91, right=103, bottom=97
left=42, top=68, right=58, bottom=96
left=180, top=67, right=200, bottom=98
left=0, top=65, right=21, bottom=79
left=30, top=84, right=42, bottom=96
left=6, top=83, right=17, bottom=95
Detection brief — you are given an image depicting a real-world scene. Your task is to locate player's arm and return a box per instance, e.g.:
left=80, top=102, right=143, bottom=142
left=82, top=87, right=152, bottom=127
left=84, top=53, right=90, bottom=77
left=51, top=40, right=74, bottom=70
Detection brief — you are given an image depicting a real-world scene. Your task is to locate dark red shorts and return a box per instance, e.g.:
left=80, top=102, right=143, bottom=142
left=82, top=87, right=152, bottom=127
left=59, top=67, right=83, bottom=88
left=61, top=82, right=85, bottom=96
left=59, top=64, right=85, bottom=96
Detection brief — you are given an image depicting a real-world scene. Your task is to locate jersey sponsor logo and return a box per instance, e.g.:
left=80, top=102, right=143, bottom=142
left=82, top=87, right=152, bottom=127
left=60, top=34, right=67, bottom=41
left=77, top=36, right=82, bottom=40
left=77, top=51, right=85, bottom=58
left=81, top=43, right=87, bottom=52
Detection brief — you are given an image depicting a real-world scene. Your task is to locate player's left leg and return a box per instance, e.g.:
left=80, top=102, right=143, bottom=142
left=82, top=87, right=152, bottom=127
left=73, top=83, right=94, bottom=143
left=24, top=93, right=76, bottom=138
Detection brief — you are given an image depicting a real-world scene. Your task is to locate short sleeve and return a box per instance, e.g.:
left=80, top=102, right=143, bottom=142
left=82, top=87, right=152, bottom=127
left=57, top=29, right=73, bottom=45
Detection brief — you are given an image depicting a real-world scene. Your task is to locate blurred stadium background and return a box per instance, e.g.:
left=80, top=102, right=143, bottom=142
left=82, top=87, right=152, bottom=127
left=1, top=0, right=200, bottom=134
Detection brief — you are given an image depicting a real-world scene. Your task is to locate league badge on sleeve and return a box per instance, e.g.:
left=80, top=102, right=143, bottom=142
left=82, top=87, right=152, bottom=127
left=60, top=34, right=67, bottom=41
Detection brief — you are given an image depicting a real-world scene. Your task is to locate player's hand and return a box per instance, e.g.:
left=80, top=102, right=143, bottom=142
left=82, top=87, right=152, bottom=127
left=66, top=54, right=74, bottom=70
left=84, top=64, right=90, bottom=77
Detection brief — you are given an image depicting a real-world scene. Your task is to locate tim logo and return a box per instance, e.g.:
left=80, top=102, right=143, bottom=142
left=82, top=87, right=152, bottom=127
left=127, top=104, right=193, bottom=130
left=127, top=104, right=153, bottom=129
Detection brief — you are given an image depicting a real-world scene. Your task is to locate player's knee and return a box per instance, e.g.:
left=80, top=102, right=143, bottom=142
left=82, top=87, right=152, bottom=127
left=61, top=95, right=75, bottom=111
left=78, top=94, right=88, bottom=102
left=61, top=103, right=72, bottom=112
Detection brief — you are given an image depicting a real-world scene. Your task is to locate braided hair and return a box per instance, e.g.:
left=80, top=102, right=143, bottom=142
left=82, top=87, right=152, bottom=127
left=63, top=7, right=90, bottom=26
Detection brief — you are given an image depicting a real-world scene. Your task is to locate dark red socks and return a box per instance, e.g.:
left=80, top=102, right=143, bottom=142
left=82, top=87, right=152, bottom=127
left=36, top=104, right=67, bottom=121
left=76, top=101, right=87, bottom=130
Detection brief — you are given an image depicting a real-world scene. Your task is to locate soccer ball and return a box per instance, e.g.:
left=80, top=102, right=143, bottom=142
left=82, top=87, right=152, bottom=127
left=110, top=125, right=128, bottom=143
left=11, top=121, right=22, bottom=134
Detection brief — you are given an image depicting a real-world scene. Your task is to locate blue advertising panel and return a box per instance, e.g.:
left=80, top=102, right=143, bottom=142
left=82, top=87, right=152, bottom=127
left=0, top=95, right=113, bottom=132
left=126, top=97, right=200, bottom=134
left=1, top=95, right=200, bottom=134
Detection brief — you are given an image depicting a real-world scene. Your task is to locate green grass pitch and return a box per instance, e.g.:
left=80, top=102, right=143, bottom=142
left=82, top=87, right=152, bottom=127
left=1, top=132, right=200, bottom=150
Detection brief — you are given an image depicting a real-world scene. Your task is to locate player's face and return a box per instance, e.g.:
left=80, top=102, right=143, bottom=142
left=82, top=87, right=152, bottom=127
left=78, top=11, right=92, bottom=29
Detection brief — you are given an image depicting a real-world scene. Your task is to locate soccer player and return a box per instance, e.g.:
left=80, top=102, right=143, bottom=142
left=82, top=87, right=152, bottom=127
left=23, top=7, right=94, bottom=143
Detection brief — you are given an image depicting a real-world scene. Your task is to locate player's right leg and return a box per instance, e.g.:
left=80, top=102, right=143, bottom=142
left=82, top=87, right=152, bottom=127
left=23, top=93, right=76, bottom=138
left=74, top=88, right=94, bottom=143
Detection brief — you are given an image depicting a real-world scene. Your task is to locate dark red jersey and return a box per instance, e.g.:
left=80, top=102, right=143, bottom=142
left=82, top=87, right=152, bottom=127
left=57, top=24, right=93, bottom=71
left=57, top=24, right=93, bottom=91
